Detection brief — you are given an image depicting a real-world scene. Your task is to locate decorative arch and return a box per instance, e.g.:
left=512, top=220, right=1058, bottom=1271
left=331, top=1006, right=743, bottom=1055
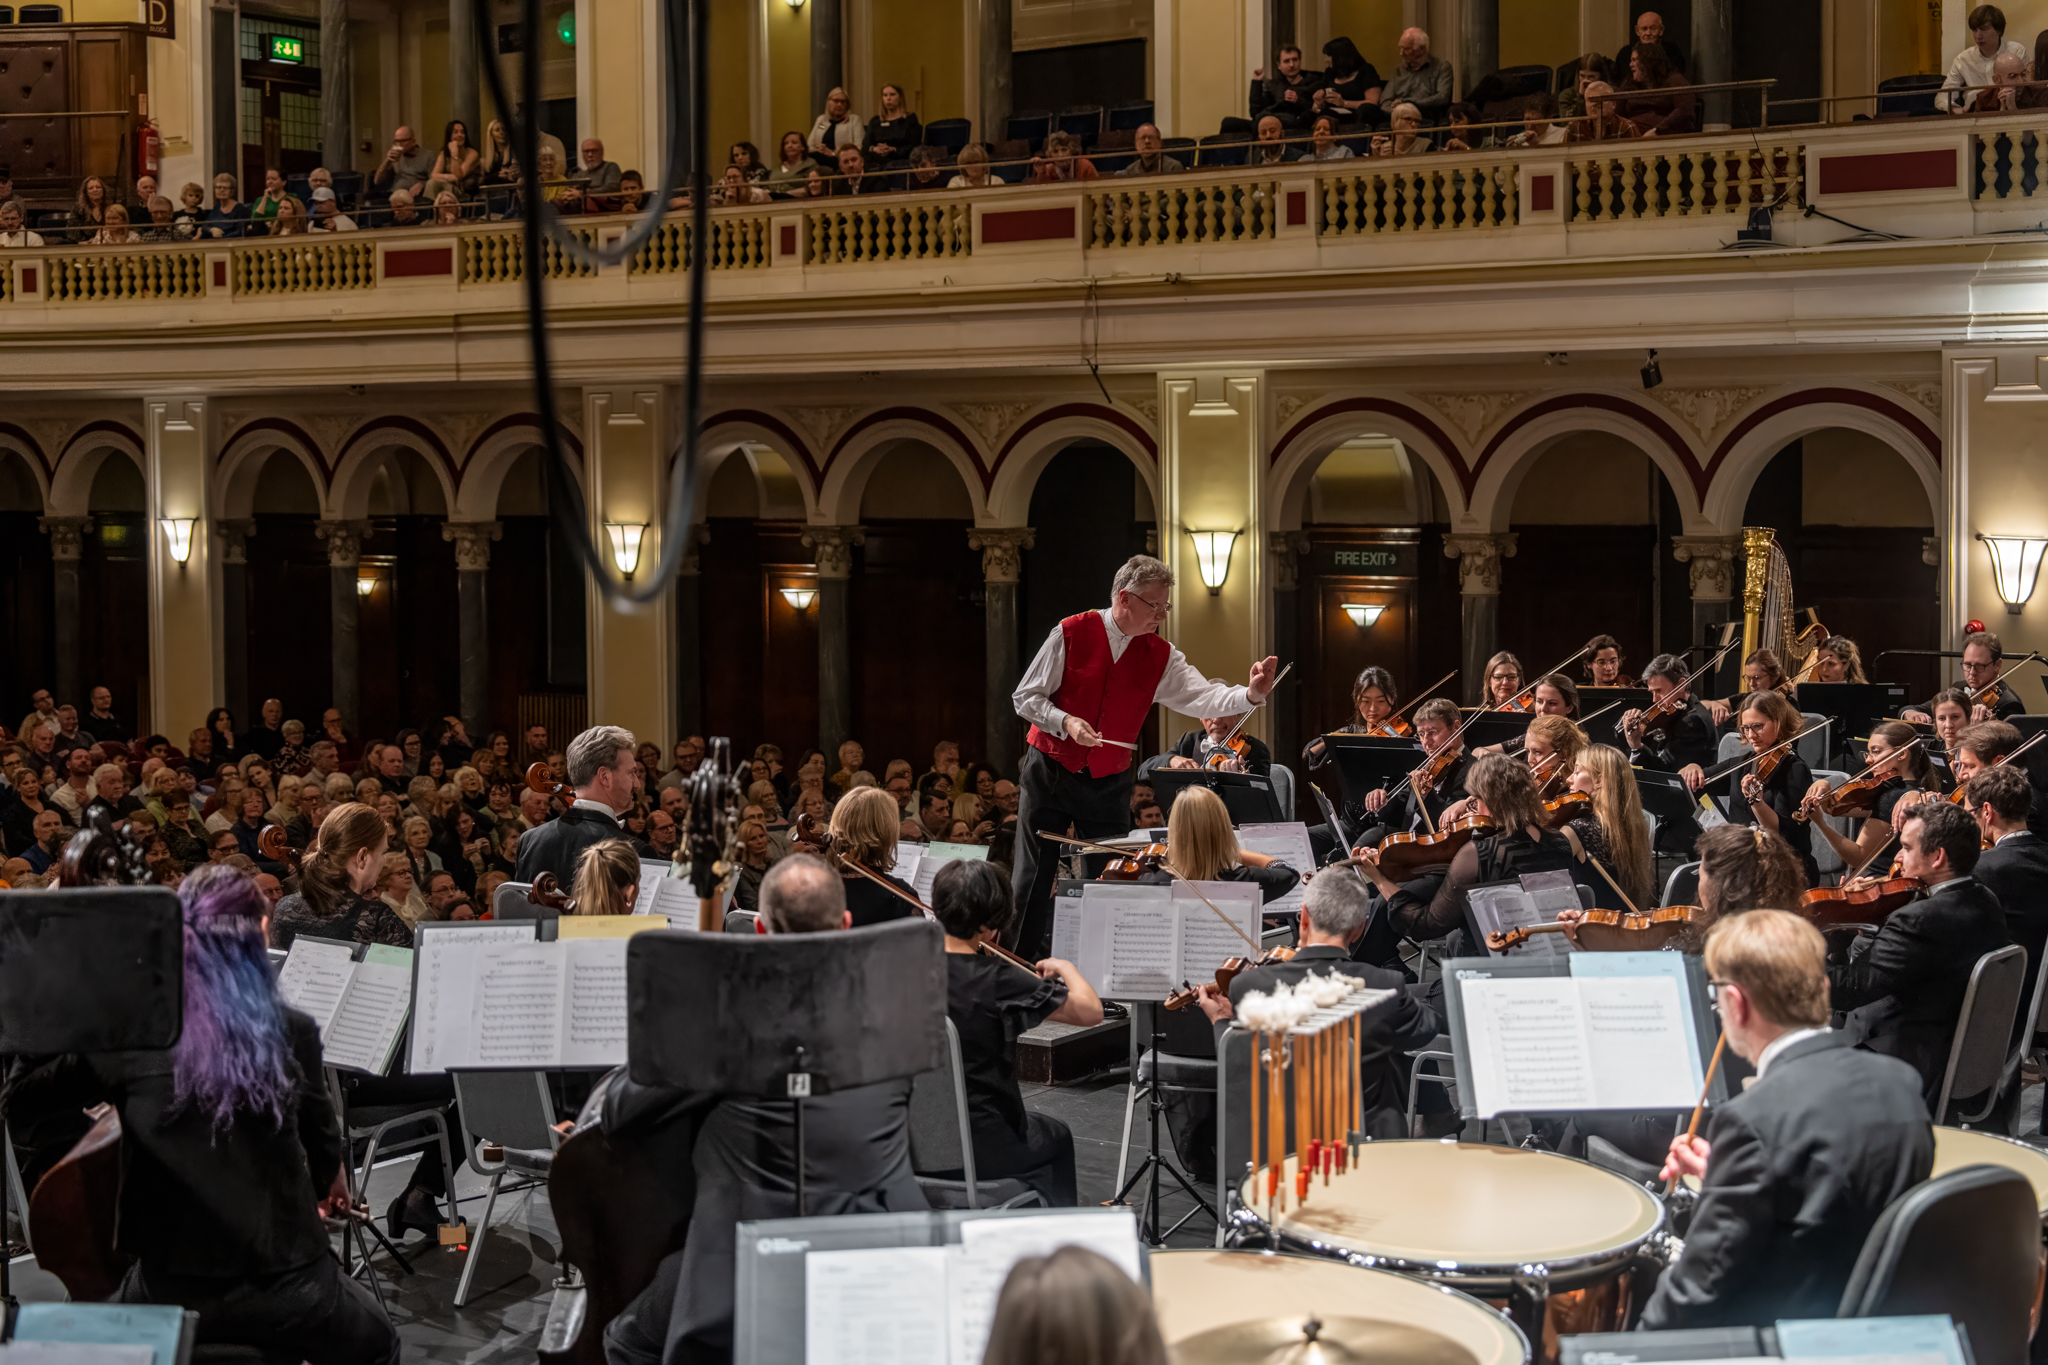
left=984, top=403, right=1159, bottom=526
left=816, top=408, right=990, bottom=526
left=327, top=418, right=459, bottom=520
left=1469, top=396, right=1707, bottom=533
left=216, top=418, right=331, bottom=519
left=694, top=412, right=821, bottom=522
left=1701, top=388, right=1942, bottom=533
left=1267, top=397, right=1471, bottom=532
left=46, top=421, right=147, bottom=516
left=0, top=424, right=53, bottom=509
left=456, top=415, right=586, bottom=522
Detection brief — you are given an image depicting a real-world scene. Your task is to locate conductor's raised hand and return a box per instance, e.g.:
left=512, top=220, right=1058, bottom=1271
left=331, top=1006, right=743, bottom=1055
left=1064, top=716, right=1103, bottom=748
left=1660, top=1133, right=1710, bottom=1184
left=1247, top=656, right=1281, bottom=703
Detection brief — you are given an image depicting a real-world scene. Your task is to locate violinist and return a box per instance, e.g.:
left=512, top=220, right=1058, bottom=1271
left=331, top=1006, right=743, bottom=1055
left=1355, top=753, right=1584, bottom=943
left=1894, top=719, right=2022, bottom=835
left=1622, top=652, right=1719, bottom=776
left=1901, top=630, right=2025, bottom=725
left=1711, top=691, right=1819, bottom=887
left=1353, top=697, right=1471, bottom=840
left=1531, top=673, right=1580, bottom=716
left=1696, top=822, right=1808, bottom=916
left=1483, top=650, right=1532, bottom=709
left=1704, top=648, right=1793, bottom=732
left=1965, top=764, right=2048, bottom=1007
left=1801, top=721, right=1936, bottom=875
left=1152, top=691, right=1273, bottom=776
left=1131, top=785, right=1300, bottom=906
left=572, top=837, right=642, bottom=914
left=1582, top=633, right=1635, bottom=688
left=825, top=786, right=921, bottom=927
left=1466, top=713, right=1583, bottom=799
left=1303, top=666, right=1408, bottom=766
left=1475, top=695, right=1581, bottom=761
left=1560, top=744, right=1653, bottom=912
left=1924, top=687, right=1972, bottom=791
left=936, top=859, right=1100, bottom=1207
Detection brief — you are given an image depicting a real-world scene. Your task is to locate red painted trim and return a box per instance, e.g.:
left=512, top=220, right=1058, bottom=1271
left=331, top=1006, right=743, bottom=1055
left=211, top=260, right=226, bottom=289
left=0, top=422, right=50, bottom=478
left=980, top=206, right=1075, bottom=245
left=1531, top=174, right=1555, bottom=212
left=1286, top=190, right=1308, bottom=227
left=995, top=403, right=1159, bottom=467
left=334, top=416, right=463, bottom=494
left=827, top=407, right=992, bottom=490
left=219, top=417, right=335, bottom=481
left=57, top=419, right=145, bottom=463
left=382, top=246, right=453, bottom=279
left=779, top=224, right=797, bottom=256
left=1708, top=388, right=1941, bottom=482
left=20, top=266, right=35, bottom=294
left=1816, top=148, right=1956, bottom=195
left=1478, top=394, right=1702, bottom=497
left=701, top=409, right=824, bottom=492
left=1269, top=397, right=1470, bottom=494
left=462, top=413, right=586, bottom=469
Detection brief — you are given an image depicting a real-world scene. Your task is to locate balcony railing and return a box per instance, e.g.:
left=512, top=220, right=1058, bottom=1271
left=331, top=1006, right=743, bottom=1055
left=2, top=113, right=2042, bottom=314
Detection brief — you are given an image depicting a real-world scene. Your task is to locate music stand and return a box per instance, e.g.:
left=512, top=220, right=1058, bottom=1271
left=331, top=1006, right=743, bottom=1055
left=0, top=887, right=184, bottom=1340
left=1578, top=688, right=1653, bottom=750
left=1319, top=734, right=1426, bottom=810
left=1796, top=683, right=1908, bottom=744
left=1147, top=769, right=1284, bottom=824
left=625, top=918, right=945, bottom=1215
left=1458, top=712, right=1534, bottom=752
left=1999, top=716, right=2048, bottom=788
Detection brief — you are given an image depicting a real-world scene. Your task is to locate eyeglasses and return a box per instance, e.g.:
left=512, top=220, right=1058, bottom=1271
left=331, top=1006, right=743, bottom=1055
left=1737, top=722, right=1768, bottom=735
left=1126, top=590, right=1171, bottom=615
left=1707, top=979, right=1731, bottom=1004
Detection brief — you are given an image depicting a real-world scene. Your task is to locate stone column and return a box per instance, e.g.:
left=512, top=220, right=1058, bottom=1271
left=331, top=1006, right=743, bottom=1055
left=1673, top=534, right=1740, bottom=692
left=448, top=0, right=477, bottom=163
left=583, top=388, right=675, bottom=751
left=803, top=526, right=865, bottom=756
left=217, top=519, right=255, bottom=725
left=38, top=516, right=92, bottom=709
left=1459, top=0, right=1499, bottom=101
left=1693, top=0, right=1733, bottom=130
left=977, top=0, right=1012, bottom=143
left=146, top=400, right=220, bottom=738
left=443, top=521, right=502, bottom=742
left=676, top=524, right=707, bottom=737
left=320, top=0, right=352, bottom=177
left=1443, top=533, right=1517, bottom=705
left=969, top=528, right=1035, bottom=773
left=318, top=520, right=372, bottom=733
left=211, top=7, right=240, bottom=191
left=1271, top=532, right=1309, bottom=771
left=811, top=0, right=843, bottom=120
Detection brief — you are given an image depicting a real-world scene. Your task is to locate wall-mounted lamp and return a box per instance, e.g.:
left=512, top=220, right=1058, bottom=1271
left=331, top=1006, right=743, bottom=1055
left=783, top=0, right=804, bottom=10
left=356, top=575, right=376, bottom=598
left=1979, top=533, right=2048, bottom=614
left=781, top=587, right=818, bottom=611
left=604, top=522, right=648, bottom=581
left=1187, top=530, right=1239, bottom=596
left=1341, top=603, right=1385, bottom=629
left=159, top=517, right=195, bottom=564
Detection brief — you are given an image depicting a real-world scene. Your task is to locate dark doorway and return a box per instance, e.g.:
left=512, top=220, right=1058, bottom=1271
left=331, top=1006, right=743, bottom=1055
left=1013, top=40, right=1148, bottom=117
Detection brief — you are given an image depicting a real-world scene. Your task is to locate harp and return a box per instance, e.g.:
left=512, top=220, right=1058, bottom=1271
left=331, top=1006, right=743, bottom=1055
left=1740, top=528, right=1826, bottom=678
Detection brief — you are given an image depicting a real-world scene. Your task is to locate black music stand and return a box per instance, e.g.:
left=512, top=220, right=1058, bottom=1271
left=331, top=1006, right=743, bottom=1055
left=1459, top=712, right=1534, bottom=752
left=0, top=887, right=184, bottom=1341
left=1578, top=688, right=1653, bottom=750
left=625, top=919, right=945, bottom=1215
left=1319, top=734, right=1426, bottom=810
left=1797, top=682, right=1909, bottom=750
left=1148, top=769, right=1284, bottom=824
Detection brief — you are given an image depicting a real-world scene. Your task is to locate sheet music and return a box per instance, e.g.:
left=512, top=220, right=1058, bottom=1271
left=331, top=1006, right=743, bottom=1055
left=1234, top=822, right=1316, bottom=917
left=1460, top=975, right=1598, bottom=1115
left=1468, top=884, right=1574, bottom=960
left=274, top=939, right=356, bottom=1032
left=561, top=939, right=630, bottom=1066
left=321, top=947, right=413, bottom=1073
left=1104, top=903, right=1178, bottom=997
left=885, top=849, right=923, bottom=892
left=908, top=843, right=987, bottom=902
left=0, top=1346, right=154, bottom=1364
left=408, top=924, right=538, bottom=1072
left=473, top=943, right=567, bottom=1068
left=1050, top=897, right=1081, bottom=963
left=947, top=1211, right=1141, bottom=1365
left=1578, top=974, right=1698, bottom=1109
left=634, top=861, right=673, bottom=915
left=1173, top=881, right=1263, bottom=980
left=804, top=1247, right=950, bottom=1365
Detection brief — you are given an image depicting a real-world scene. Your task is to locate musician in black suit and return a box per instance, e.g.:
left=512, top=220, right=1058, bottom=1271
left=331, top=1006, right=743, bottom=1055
left=1622, top=651, right=1718, bottom=776
left=1967, top=764, right=2048, bottom=1022
left=1644, top=910, right=1933, bottom=1330
left=1141, top=703, right=1274, bottom=778
left=1901, top=629, right=2026, bottom=726
left=512, top=724, right=638, bottom=887
left=1197, top=869, right=1441, bottom=1138
left=1348, top=697, right=1471, bottom=845
left=1829, top=801, right=2012, bottom=1111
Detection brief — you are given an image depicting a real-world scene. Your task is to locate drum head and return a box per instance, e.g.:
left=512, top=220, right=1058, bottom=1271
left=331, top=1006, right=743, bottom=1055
left=1935, top=1126, right=2048, bottom=1214
left=1239, top=1141, right=1662, bottom=1270
left=1150, top=1250, right=1529, bottom=1365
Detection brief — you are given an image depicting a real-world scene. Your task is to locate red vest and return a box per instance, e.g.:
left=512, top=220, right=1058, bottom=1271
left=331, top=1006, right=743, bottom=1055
left=1026, top=611, right=1170, bottom=778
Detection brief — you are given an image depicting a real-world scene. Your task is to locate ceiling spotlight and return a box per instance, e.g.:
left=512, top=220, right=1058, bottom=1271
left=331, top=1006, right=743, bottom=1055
left=1640, top=349, right=1663, bottom=390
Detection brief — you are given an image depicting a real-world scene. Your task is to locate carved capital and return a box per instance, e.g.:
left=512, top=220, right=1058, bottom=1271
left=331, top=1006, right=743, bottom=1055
left=316, top=519, right=374, bottom=568
left=1442, top=532, right=1517, bottom=596
left=441, top=520, right=504, bottom=572
left=1923, top=535, right=1940, bottom=568
left=677, top=523, right=709, bottom=577
left=1671, top=535, right=1742, bottom=601
left=37, top=515, right=94, bottom=561
left=216, top=518, right=256, bottom=566
left=967, top=527, right=1035, bottom=584
left=1271, top=531, right=1312, bottom=592
left=801, top=525, right=867, bottom=579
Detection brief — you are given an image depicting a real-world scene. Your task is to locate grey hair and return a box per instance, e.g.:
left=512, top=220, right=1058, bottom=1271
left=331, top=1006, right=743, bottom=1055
left=759, top=853, right=848, bottom=934
left=1110, top=554, right=1173, bottom=601
left=1302, top=869, right=1372, bottom=939
left=566, top=724, right=638, bottom=788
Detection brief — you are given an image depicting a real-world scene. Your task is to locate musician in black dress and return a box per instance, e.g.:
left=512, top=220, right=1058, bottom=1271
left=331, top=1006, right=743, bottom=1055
left=1801, top=720, right=1935, bottom=876
left=1924, top=686, right=1972, bottom=793
left=1703, top=648, right=1795, bottom=736
left=934, top=860, right=1100, bottom=1206
left=1133, top=786, right=1299, bottom=904
left=1705, top=690, right=1819, bottom=888
left=826, top=787, right=920, bottom=926
left=1622, top=651, right=1718, bottom=776
left=1562, top=743, right=1653, bottom=912
left=1303, top=665, right=1409, bottom=861
left=2, top=866, right=399, bottom=1363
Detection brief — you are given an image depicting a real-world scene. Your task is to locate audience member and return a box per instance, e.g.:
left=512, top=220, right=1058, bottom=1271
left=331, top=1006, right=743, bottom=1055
left=373, top=125, right=436, bottom=193
left=1942, top=4, right=2029, bottom=112
left=424, top=119, right=481, bottom=200
left=140, top=197, right=181, bottom=242
left=903, top=146, right=947, bottom=192
left=1614, top=10, right=1686, bottom=82
left=1297, top=115, right=1355, bottom=161
left=1558, top=53, right=1613, bottom=121
left=536, top=146, right=581, bottom=211
left=1250, top=115, right=1291, bottom=165
left=87, top=685, right=128, bottom=744
left=480, top=118, right=521, bottom=186
left=0, top=200, right=41, bottom=248
left=1382, top=28, right=1453, bottom=123
left=1251, top=43, right=1324, bottom=128
left=1969, top=50, right=2032, bottom=110
left=769, top=131, right=819, bottom=196
left=616, top=170, right=646, bottom=211
left=948, top=143, right=994, bottom=188
left=829, top=144, right=874, bottom=196
left=1315, top=35, right=1386, bottom=126
left=729, top=141, right=768, bottom=183
left=864, top=84, right=923, bottom=164
left=431, top=191, right=461, bottom=226
left=809, top=87, right=867, bottom=155
left=203, top=173, right=250, bottom=239
left=1573, top=82, right=1629, bottom=140
left=1116, top=124, right=1184, bottom=176
left=269, top=199, right=308, bottom=236
left=714, top=165, right=771, bottom=205
left=172, top=182, right=204, bottom=238
left=578, top=138, right=624, bottom=194
left=1508, top=95, right=1569, bottom=146
left=1371, top=101, right=1431, bottom=156
left=1617, top=43, right=1696, bottom=136
left=131, top=173, right=159, bottom=215
left=304, top=187, right=355, bottom=232
left=248, top=168, right=290, bottom=232
left=71, top=174, right=111, bottom=239
left=1032, top=131, right=1098, bottom=183
left=383, top=189, right=423, bottom=228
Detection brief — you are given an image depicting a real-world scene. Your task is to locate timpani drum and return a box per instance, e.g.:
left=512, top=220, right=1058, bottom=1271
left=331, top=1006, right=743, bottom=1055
left=1150, top=1249, right=1530, bottom=1365
left=1230, top=1140, right=1666, bottom=1360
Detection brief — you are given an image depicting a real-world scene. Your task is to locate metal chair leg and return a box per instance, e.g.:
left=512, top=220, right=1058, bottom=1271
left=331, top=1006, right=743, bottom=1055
left=452, top=1169, right=504, bottom=1308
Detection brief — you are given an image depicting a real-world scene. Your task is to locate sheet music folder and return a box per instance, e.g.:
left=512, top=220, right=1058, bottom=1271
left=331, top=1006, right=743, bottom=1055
left=1439, top=953, right=1724, bottom=1120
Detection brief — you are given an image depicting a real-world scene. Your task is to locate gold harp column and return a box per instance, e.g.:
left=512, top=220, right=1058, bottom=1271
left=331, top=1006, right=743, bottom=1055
left=1740, top=526, right=1774, bottom=667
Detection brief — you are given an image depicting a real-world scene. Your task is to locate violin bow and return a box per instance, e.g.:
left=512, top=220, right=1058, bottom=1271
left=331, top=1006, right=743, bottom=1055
left=1493, top=645, right=1591, bottom=714
left=1967, top=650, right=2044, bottom=706
left=1385, top=669, right=1458, bottom=726
left=811, top=819, right=1040, bottom=974
left=1579, top=851, right=1642, bottom=916
left=1214, top=661, right=1295, bottom=751
left=1795, top=735, right=1923, bottom=822
left=1666, top=1032, right=1728, bottom=1196
left=1703, top=718, right=1832, bottom=789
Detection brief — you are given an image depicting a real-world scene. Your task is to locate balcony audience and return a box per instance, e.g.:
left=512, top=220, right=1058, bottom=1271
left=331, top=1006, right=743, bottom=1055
left=1382, top=28, right=1453, bottom=123
left=1617, top=43, right=1696, bottom=136
left=1117, top=123, right=1184, bottom=176
left=373, top=125, right=436, bottom=193
left=480, top=119, right=516, bottom=187
left=1314, top=35, right=1386, bottom=128
left=312, top=188, right=359, bottom=231
left=1251, top=115, right=1291, bottom=165
left=131, top=173, right=158, bottom=218
left=383, top=189, right=423, bottom=229
left=174, top=183, right=204, bottom=237
left=730, top=141, right=769, bottom=184
left=1371, top=101, right=1431, bottom=156
left=71, top=175, right=112, bottom=240
left=1507, top=96, right=1569, bottom=147
left=1572, top=82, right=1631, bottom=141
left=0, top=165, right=22, bottom=214
left=809, top=86, right=867, bottom=156
left=1251, top=43, right=1324, bottom=129
left=1559, top=53, right=1614, bottom=121
left=579, top=138, right=624, bottom=195
left=617, top=170, right=646, bottom=212
left=769, top=131, right=820, bottom=196
left=140, top=196, right=181, bottom=242
left=1032, top=130, right=1099, bottom=183
left=269, top=198, right=309, bottom=237
left=0, top=201, right=42, bottom=248
left=864, top=84, right=923, bottom=165
left=1968, top=51, right=2032, bottom=110
left=714, top=165, right=772, bottom=205
left=203, top=174, right=251, bottom=239
left=1614, top=10, right=1686, bottom=82
left=432, top=191, right=461, bottom=226
left=425, top=119, right=482, bottom=201
left=1942, top=5, right=2029, bottom=112
left=904, top=146, right=948, bottom=192
left=536, top=146, right=582, bottom=212
left=949, top=143, right=995, bottom=188
left=828, top=144, right=874, bottom=197
left=91, top=203, right=142, bottom=245
left=1297, top=114, right=1355, bottom=161
left=249, top=168, right=290, bottom=232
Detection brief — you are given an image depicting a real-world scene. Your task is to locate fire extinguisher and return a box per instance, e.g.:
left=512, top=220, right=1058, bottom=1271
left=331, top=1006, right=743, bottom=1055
left=135, top=120, right=161, bottom=178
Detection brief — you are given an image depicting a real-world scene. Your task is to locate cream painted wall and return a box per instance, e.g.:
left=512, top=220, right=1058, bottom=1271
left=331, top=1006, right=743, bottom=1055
left=1307, top=440, right=1411, bottom=522
left=1947, top=353, right=2048, bottom=665
left=147, top=0, right=201, bottom=175
left=1156, top=0, right=1254, bottom=142
left=765, top=0, right=811, bottom=154
left=1880, top=0, right=1941, bottom=77
left=869, top=0, right=965, bottom=120
left=1500, top=0, right=1578, bottom=70
left=1801, top=428, right=1933, bottom=524
left=1511, top=435, right=1654, bottom=524
left=859, top=443, right=977, bottom=517
left=1318, top=0, right=1403, bottom=75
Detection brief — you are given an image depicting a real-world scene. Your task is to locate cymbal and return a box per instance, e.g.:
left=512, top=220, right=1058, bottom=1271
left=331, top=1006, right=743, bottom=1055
left=1171, top=1314, right=1479, bottom=1365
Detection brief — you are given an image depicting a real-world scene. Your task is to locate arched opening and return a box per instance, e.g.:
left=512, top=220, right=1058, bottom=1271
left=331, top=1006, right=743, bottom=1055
left=0, top=449, right=53, bottom=720
left=1499, top=433, right=1691, bottom=688
left=702, top=444, right=822, bottom=755
left=355, top=448, right=460, bottom=739
left=490, top=447, right=589, bottom=737
left=82, top=451, right=151, bottom=735
left=1740, top=427, right=1939, bottom=698
left=1021, top=439, right=1159, bottom=664
left=244, top=449, right=333, bottom=731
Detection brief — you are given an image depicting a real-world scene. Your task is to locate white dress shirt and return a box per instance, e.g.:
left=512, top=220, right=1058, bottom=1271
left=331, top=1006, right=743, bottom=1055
left=1938, top=39, right=2028, bottom=110
left=570, top=797, right=623, bottom=823
left=1012, top=608, right=1253, bottom=739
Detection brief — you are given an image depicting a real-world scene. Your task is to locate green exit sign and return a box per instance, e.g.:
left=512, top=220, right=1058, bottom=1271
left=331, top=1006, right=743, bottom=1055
left=268, top=34, right=305, bottom=63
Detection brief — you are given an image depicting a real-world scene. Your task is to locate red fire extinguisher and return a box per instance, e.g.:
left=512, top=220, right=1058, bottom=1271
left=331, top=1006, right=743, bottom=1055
left=135, top=120, right=161, bottom=177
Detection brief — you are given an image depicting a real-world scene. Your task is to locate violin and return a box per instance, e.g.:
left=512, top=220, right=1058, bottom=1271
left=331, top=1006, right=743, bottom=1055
left=1799, top=874, right=1923, bottom=931
left=1162, top=947, right=1298, bottom=1011
left=1411, top=746, right=1459, bottom=799
left=1203, top=736, right=1252, bottom=772
left=1487, top=904, right=1710, bottom=954
left=1099, top=842, right=1170, bottom=880
left=524, top=760, right=573, bottom=802
left=257, top=823, right=304, bottom=875
left=1945, top=731, right=2047, bottom=805
left=1529, top=751, right=1568, bottom=800
left=1539, top=791, right=1592, bottom=829
left=1366, top=812, right=1494, bottom=882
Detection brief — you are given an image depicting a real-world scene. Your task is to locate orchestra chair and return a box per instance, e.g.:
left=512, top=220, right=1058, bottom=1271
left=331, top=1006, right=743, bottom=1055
left=723, top=908, right=760, bottom=934
left=326, top=1072, right=461, bottom=1271
left=3, top=1122, right=27, bottom=1253
left=1404, top=1036, right=1458, bottom=1138
left=1837, top=1163, right=2038, bottom=1363
left=1806, top=769, right=1853, bottom=882
left=1797, top=714, right=1831, bottom=771
left=2007, top=943, right=2048, bottom=1111
left=906, top=1017, right=1048, bottom=1211
left=1716, top=732, right=1749, bottom=765
left=1933, top=944, right=2027, bottom=1128
left=1660, top=861, right=1701, bottom=907
left=1268, top=763, right=1295, bottom=823
left=490, top=880, right=562, bottom=938
left=450, top=1070, right=563, bottom=1307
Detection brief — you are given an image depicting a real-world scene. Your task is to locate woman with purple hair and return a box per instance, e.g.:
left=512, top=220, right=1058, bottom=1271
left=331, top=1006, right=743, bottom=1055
left=1, top=864, right=399, bottom=1361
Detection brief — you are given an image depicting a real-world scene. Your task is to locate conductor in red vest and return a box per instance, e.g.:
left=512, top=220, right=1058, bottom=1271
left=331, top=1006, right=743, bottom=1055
left=1009, top=554, right=1280, bottom=958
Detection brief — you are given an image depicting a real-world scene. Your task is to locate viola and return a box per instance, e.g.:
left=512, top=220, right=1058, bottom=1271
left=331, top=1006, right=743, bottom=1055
left=1411, top=746, right=1459, bottom=799
left=1367, top=812, right=1494, bottom=882
left=1539, top=791, right=1592, bottom=829
left=1487, top=904, right=1710, bottom=954
left=1161, top=947, right=1298, bottom=1011
left=1370, top=715, right=1414, bottom=738
left=1529, top=751, right=1568, bottom=800
left=1495, top=693, right=1537, bottom=713
left=1800, top=874, right=1924, bottom=931
left=1803, top=775, right=1891, bottom=822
